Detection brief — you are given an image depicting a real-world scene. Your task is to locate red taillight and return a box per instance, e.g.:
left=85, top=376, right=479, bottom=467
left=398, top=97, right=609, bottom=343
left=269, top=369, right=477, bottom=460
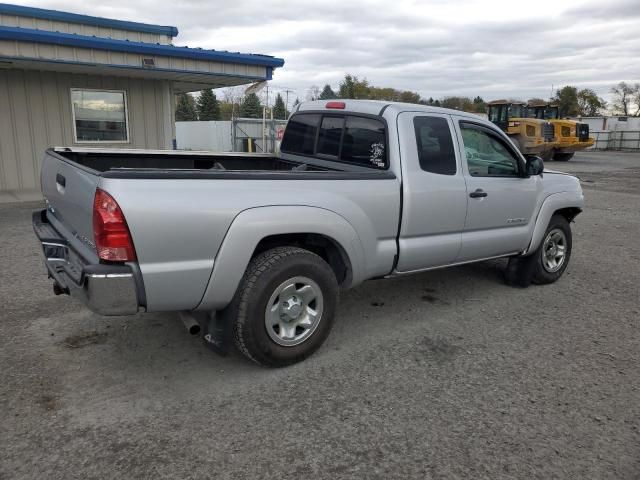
left=93, top=189, right=137, bottom=262
left=326, top=101, right=345, bottom=109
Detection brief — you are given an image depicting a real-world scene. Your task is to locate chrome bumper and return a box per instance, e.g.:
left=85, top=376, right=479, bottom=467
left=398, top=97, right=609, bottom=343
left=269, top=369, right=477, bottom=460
left=32, top=210, right=140, bottom=316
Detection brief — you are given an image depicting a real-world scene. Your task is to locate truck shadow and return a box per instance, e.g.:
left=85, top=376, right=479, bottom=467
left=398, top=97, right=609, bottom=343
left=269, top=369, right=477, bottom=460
left=29, top=258, right=513, bottom=406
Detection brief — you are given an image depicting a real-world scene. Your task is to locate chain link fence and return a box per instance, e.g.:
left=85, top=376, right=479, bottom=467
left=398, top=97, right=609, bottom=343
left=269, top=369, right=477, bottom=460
left=590, top=131, right=640, bottom=151
left=232, top=118, right=288, bottom=153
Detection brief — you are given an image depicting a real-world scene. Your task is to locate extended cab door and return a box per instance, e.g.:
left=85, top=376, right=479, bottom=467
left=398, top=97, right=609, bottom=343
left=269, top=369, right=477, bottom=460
left=453, top=118, right=543, bottom=261
left=395, top=112, right=468, bottom=272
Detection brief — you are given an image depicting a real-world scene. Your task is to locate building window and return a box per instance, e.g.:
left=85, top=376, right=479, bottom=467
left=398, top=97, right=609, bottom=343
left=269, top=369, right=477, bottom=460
left=71, top=89, right=129, bottom=143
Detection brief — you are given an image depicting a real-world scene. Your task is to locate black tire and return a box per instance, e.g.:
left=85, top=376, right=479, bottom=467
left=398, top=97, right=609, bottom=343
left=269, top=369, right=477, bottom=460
left=505, top=214, right=572, bottom=287
left=553, top=152, right=574, bottom=161
left=541, top=149, right=554, bottom=162
left=531, top=214, right=572, bottom=284
left=223, top=246, right=339, bottom=367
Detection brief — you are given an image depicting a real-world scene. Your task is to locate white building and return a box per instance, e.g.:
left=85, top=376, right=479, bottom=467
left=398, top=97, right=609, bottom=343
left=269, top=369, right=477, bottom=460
left=0, top=3, right=284, bottom=196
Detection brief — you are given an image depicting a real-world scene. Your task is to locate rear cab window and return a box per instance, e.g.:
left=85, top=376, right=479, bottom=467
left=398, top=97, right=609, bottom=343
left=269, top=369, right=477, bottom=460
left=280, top=114, right=320, bottom=155
left=413, top=116, right=456, bottom=175
left=281, top=112, right=388, bottom=169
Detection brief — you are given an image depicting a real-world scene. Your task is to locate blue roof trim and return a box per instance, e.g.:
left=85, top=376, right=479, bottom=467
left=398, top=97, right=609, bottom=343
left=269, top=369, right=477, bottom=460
left=0, top=54, right=272, bottom=82
left=0, top=25, right=285, bottom=68
left=0, top=3, right=178, bottom=37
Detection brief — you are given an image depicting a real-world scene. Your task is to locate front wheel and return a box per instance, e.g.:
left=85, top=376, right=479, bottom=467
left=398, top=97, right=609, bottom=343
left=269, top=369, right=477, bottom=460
left=553, top=152, right=574, bottom=161
left=505, top=214, right=573, bottom=287
left=224, top=246, right=339, bottom=367
left=532, top=215, right=572, bottom=284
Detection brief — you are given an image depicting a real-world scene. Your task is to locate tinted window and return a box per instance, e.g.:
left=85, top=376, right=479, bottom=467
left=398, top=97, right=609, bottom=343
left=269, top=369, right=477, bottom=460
left=281, top=114, right=320, bottom=155
left=317, top=116, right=344, bottom=157
left=460, top=124, right=520, bottom=177
left=341, top=116, right=386, bottom=168
left=413, top=117, right=456, bottom=175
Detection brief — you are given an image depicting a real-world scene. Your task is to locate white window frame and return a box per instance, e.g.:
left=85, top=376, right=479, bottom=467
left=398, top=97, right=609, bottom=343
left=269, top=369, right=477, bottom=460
left=70, top=88, right=131, bottom=144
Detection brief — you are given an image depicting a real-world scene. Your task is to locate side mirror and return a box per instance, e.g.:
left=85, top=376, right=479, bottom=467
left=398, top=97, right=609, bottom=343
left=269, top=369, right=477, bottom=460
left=525, top=156, right=544, bottom=176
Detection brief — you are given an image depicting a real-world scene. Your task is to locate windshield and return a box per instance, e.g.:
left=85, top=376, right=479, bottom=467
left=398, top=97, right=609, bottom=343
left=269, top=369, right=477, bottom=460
left=508, top=104, right=524, bottom=118
left=488, top=105, right=507, bottom=123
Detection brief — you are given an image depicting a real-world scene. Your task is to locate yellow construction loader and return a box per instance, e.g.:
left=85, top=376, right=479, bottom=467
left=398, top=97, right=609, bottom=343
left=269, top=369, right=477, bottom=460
left=487, top=100, right=555, bottom=160
left=527, top=102, right=594, bottom=161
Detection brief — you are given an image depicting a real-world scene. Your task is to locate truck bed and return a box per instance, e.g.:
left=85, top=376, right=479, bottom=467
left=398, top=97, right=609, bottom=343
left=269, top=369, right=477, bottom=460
left=54, top=148, right=333, bottom=173
left=40, top=146, right=400, bottom=312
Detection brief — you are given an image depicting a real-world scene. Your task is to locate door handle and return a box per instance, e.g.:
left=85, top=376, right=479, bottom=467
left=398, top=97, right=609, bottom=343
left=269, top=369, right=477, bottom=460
left=469, top=189, right=487, bottom=198
left=56, top=173, right=66, bottom=188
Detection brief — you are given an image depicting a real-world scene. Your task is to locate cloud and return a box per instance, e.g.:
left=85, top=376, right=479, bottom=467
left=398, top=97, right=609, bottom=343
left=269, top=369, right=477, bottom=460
left=20, top=0, right=640, bottom=104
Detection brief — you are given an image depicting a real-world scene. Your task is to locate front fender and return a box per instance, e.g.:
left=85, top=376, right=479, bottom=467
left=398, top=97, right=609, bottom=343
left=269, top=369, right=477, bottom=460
left=196, top=206, right=366, bottom=311
left=523, top=191, right=584, bottom=255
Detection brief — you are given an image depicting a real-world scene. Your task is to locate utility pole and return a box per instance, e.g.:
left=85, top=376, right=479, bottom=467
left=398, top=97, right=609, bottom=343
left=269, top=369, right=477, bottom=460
left=283, top=88, right=295, bottom=114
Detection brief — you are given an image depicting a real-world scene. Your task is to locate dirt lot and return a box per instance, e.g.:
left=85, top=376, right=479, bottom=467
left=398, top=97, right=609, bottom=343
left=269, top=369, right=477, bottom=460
left=1, top=151, right=638, bottom=479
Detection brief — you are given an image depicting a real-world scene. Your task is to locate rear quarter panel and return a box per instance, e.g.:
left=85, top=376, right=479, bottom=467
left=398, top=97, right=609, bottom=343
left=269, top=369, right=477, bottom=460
left=99, top=175, right=400, bottom=311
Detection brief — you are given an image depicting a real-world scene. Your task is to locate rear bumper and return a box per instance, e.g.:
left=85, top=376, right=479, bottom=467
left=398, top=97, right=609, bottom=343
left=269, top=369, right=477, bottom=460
left=32, top=209, right=140, bottom=316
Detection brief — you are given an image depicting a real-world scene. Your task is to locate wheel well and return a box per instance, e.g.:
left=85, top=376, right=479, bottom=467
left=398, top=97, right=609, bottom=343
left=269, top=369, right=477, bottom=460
left=252, top=233, right=352, bottom=286
left=554, top=207, right=582, bottom=223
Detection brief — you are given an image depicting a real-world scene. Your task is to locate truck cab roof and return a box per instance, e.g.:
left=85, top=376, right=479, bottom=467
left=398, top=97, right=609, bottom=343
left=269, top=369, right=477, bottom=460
left=296, top=99, right=486, bottom=122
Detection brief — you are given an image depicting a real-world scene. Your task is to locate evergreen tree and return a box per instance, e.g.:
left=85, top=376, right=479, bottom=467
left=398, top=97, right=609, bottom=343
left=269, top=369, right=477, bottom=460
left=273, top=93, right=288, bottom=119
left=338, top=74, right=369, bottom=99
left=239, top=93, right=263, bottom=118
left=472, top=95, right=486, bottom=113
left=196, top=89, right=221, bottom=121
left=175, top=93, right=198, bottom=121
left=319, top=84, right=337, bottom=100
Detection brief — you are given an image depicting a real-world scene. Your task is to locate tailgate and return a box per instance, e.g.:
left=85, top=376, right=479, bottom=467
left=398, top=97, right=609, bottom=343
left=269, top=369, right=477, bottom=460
left=41, top=149, right=99, bottom=247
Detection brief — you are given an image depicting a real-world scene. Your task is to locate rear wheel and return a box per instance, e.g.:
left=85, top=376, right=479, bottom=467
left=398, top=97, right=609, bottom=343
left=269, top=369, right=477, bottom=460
left=223, top=246, right=339, bottom=367
left=553, top=152, right=574, bottom=161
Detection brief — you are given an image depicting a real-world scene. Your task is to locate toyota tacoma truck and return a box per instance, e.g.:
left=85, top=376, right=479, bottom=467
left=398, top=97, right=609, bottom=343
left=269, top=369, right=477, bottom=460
left=33, top=99, right=584, bottom=367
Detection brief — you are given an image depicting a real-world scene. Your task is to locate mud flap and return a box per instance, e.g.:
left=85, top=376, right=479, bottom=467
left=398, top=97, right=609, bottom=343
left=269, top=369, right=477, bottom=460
left=202, top=311, right=232, bottom=356
left=504, top=255, right=536, bottom=288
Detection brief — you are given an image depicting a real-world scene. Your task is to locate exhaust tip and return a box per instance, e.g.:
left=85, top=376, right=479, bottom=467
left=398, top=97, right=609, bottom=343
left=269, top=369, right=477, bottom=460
left=179, top=312, right=202, bottom=336
left=188, top=324, right=201, bottom=335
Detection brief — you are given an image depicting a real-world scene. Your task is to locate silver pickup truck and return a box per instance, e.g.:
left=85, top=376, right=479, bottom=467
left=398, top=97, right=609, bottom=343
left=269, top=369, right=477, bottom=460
left=33, top=99, right=584, bottom=366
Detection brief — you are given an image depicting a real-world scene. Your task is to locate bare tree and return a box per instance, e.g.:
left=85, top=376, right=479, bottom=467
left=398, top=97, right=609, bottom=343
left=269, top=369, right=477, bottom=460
left=610, top=82, right=640, bottom=116
left=306, top=85, right=321, bottom=101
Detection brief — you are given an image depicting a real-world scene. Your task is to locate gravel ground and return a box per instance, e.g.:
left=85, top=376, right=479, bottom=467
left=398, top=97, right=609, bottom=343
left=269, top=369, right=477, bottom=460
left=1, top=151, right=639, bottom=479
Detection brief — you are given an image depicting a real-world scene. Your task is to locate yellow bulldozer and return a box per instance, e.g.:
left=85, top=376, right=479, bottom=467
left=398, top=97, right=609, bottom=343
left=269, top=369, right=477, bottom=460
left=487, top=100, right=556, bottom=160
left=526, top=102, right=594, bottom=161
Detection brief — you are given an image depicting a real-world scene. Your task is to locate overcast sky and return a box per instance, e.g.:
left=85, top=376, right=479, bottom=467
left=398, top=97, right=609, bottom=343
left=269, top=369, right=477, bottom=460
left=21, top=0, right=640, bottom=106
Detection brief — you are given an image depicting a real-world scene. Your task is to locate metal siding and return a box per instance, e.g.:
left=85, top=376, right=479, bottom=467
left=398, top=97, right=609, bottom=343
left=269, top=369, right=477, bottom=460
left=25, top=71, right=49, bottom=187
left=8, top=69, right=36, bottom=189
left=127, top=77, right=144, bottom=148
left=0, top=71, right=20, bottom=190
left=0, top=13, right=173, bottom=44
left=143, top=79, right=158, bottom=148
left=0, top=69, right=172, bottom=192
